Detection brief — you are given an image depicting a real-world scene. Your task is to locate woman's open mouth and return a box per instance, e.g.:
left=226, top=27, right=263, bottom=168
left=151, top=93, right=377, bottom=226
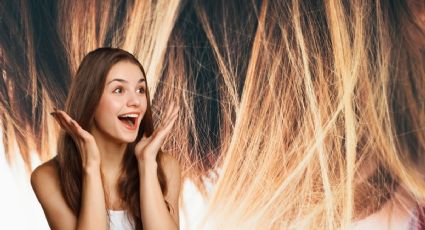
left=117, top=113, right=139, bottom=130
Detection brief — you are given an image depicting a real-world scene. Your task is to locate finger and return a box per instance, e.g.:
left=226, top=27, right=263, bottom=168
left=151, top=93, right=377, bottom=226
left=55, top=110, right=75, bottom=124
left=163, top=106, right=179, bottom=127
left=161, top=111, right=179, bottom=134
left=141, top=103, right=178, bottom=149
left=162, top=102, right=176, bottom=122
left=163, top=106, right=179, bottom=130
left=153, top=111, right=179, bottom=141
left=51, top=112, right=73, bottom=133
left=67, top=121, right=84, bottom=149
left=69, top=120, right=89, bottom=140
left=52, top=111, right=86, bottom=140
left=136, top=111, right=177, bottom=155
left=147, top=120, right=176, bottom=153
left=53, top=110, right=73, bottom=127
left=135, top=133, right=152, bottom=151
left=159, top=104, right=179, bottom=130
left=52, top=113, right=81, bottom=143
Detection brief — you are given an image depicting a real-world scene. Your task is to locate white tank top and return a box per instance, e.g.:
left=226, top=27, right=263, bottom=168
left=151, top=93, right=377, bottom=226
left=108, top=210, right=134, bottom=230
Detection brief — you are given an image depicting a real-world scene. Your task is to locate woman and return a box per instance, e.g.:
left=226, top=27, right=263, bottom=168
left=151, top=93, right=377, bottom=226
left=31, top=47, right=180, bottom=230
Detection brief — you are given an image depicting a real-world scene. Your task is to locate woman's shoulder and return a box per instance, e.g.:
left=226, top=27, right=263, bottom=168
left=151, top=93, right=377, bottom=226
left=31, top=158, right=61, bottom=196
left=31, top=158, right=77, bottom=229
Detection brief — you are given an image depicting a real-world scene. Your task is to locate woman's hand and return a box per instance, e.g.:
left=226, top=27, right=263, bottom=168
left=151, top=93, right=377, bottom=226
left=51, top=109, right=101, bottom=170
left=135, top=103, right=179, bottom=163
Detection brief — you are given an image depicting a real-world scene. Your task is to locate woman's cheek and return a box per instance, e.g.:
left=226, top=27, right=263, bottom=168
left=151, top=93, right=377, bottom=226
left=100, top=94, right=124, bottom=112
left=109, top=99, right=125, bottom=112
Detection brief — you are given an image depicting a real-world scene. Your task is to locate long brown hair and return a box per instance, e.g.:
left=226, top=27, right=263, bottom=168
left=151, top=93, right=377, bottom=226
left=55, top=47, right=167, bottom=230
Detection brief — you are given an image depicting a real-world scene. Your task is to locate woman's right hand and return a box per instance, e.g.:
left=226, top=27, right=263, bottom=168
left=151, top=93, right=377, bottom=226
left=51, top=109, right=101, bottom=170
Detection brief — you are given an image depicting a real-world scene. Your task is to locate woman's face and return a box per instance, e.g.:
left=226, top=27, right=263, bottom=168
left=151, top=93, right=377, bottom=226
left=91, top=61, right=147, bottom=143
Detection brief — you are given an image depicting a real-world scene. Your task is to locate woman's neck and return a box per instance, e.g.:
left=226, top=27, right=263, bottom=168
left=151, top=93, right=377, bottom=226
left=97, top=139, right=127, bottom=173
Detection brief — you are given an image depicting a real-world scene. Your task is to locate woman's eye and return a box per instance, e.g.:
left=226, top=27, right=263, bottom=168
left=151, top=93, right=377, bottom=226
left=113, top=87, right=123, bottom=94
left=137, top=87, right=145, bottom=94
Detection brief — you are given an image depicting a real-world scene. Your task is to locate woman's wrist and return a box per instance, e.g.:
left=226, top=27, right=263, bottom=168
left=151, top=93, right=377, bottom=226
left=136, top=151, right=157, bottom=164
left=138, top=158, right=158, bottom=172
left=83, top=163, right=101, bottom=175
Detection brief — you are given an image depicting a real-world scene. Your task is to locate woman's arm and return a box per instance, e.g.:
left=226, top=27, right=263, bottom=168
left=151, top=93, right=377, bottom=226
left=135, top=103, right=180, bottom=229
left=31, top=160, right=77, bottom=230
left=31, top=160, right=108, bottom=230
left=77, top=164, right=108, bottom=230
left=138, top=155, right=181, bottom=229
left=31, top=110, right=109, bottom=230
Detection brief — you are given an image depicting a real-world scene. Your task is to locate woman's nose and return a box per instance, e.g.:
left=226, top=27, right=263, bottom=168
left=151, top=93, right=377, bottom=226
left=127, top=92, right=141, bottom=107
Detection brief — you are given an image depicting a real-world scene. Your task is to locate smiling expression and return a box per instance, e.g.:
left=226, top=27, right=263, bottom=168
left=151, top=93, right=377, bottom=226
left=91, top=61, right=147, bottom=144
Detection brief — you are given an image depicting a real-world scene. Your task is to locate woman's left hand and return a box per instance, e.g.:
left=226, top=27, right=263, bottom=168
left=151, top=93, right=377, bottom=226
left=135, top=102, right=179, bottom=163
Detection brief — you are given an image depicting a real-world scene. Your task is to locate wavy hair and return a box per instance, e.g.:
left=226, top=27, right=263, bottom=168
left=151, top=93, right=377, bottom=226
left=1, top=0, right=425, bottom=229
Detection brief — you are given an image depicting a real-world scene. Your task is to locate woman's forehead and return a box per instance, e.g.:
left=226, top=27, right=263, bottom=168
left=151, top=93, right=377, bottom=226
left=105, top=61, right=145, bottom=83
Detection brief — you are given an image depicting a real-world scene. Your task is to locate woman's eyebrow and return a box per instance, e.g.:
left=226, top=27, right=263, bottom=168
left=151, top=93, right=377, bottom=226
left=107, top=78, right=146, bottom=85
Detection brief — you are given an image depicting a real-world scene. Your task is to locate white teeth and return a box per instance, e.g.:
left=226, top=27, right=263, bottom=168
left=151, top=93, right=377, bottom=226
left=119, top=114, right=139, bottom=118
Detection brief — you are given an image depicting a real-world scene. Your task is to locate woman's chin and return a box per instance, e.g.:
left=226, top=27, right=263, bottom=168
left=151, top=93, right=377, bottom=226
left=120, top=136, right=138, bottom=144
left=108, top=133, right=138, bottom=144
